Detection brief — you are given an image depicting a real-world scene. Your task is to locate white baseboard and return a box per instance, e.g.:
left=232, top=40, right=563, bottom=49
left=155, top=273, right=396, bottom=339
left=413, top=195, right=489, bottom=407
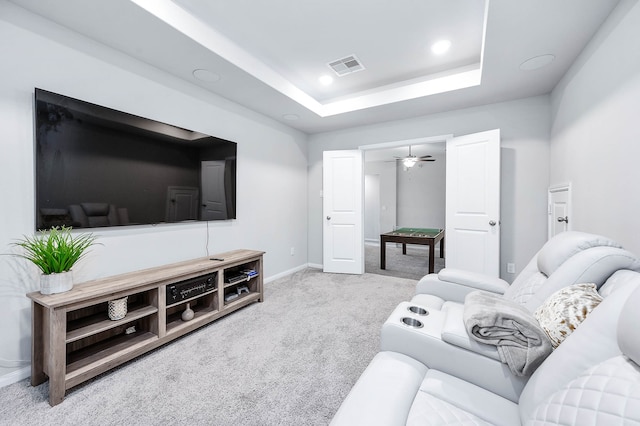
left=264, top=263, right=309, bottom=283
left=307, top=263, right=323, bottom=270
left=0, top=366, right=30, bottom=389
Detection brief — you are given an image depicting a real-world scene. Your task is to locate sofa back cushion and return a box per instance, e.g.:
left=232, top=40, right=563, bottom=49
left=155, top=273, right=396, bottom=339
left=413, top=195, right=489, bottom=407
left=536, top=232, right=621, bottom=277
left=503, top=231, right=627, bottom=307
left=522, top=247, right=640, bottom=312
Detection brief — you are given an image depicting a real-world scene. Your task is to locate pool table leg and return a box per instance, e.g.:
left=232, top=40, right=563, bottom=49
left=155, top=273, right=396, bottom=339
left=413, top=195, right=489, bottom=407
left=402, top=243, right=407, bottom=255
left=380, top=241, right=386, bottom=269
left=428, top=242, right=435, bottom=274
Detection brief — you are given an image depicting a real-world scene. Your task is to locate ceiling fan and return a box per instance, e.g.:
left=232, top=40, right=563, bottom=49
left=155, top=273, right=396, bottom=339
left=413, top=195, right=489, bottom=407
left=394, top=146, right=435, bottom=168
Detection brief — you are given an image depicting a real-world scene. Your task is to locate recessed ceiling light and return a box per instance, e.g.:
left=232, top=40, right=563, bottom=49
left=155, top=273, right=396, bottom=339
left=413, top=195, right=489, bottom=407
left=519, top=54, right=555, bottom=71
left=431, top=40, right=451, bottom=55
left=282, top=114, right=299, bottom=121
left=193, top=69, right=220, bottom=82
left=319, top=75, right=334, bottom=86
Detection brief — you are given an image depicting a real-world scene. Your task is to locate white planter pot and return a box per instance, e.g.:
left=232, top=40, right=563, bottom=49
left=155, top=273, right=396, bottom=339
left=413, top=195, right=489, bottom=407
left=40, top=271, right=73, bottom=295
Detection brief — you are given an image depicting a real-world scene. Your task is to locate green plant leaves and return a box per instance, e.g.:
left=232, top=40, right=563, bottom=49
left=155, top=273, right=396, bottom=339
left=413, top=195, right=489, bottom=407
left=12, top=226, right=97, bottom=274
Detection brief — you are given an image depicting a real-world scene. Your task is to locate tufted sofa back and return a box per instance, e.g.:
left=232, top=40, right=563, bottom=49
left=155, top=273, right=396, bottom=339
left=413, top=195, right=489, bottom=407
left=518, top=269, right=640, bottom=424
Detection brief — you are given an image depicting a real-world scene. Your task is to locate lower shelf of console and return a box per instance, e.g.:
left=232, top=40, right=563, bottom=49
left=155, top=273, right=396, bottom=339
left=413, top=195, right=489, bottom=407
left=65, top=331, right=158, bottom=387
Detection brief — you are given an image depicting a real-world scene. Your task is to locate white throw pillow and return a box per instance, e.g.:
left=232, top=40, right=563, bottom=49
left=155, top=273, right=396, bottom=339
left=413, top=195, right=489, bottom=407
left=534, top=283, right=603, bottom=349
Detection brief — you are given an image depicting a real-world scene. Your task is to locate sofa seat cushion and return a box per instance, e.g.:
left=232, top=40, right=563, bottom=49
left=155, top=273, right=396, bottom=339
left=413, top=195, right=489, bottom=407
left=407, top=392, right=492, bottom=425
left=330, top=352, right=520, bottom=426
left=407, top=370, right=520, bottom=426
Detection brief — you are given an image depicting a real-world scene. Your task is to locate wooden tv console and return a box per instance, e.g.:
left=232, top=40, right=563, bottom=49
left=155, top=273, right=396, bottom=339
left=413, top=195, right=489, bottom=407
left=27, top=249, right=264, bottom=406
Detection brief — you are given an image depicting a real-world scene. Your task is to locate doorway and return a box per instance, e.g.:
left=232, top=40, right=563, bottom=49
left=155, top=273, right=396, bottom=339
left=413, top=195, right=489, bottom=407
left=323, top=130, right=501, bottom=277
left=362, top=137, right=449, bottom=280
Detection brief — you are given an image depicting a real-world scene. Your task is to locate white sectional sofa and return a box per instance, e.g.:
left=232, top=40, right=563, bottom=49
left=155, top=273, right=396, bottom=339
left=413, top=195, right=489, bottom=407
left=331, top=269, right=640, bottom=425
left=377, top=232, right=640, bottom=402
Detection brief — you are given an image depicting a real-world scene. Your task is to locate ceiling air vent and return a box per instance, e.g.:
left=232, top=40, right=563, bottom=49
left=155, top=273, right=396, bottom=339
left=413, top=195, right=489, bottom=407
left=328, top=55, right=365, bottom=76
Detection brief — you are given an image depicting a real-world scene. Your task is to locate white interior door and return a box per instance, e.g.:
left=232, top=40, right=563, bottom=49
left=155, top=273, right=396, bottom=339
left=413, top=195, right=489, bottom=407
left=548, top=184, right=571, bottom=239
left=323, top=150, right=364, bottom=274
left=446, top=129, right=501, bottom=276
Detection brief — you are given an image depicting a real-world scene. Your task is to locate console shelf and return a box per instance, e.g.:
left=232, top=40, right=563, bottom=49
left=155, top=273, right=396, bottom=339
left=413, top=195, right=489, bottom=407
left=28, top=249, right=264, bottom=406
left=66, top=331, right=158, bottom=380
left=66, top=305, right=158, bottom=343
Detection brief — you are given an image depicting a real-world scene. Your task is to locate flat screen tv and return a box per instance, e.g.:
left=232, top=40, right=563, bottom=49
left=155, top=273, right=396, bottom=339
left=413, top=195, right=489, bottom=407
left=34, top=88, right=237, bottom=230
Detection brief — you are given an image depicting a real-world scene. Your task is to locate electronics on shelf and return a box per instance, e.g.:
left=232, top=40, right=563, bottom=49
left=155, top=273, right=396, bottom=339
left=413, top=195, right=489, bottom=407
left=166, top=272, right=217, bottom=306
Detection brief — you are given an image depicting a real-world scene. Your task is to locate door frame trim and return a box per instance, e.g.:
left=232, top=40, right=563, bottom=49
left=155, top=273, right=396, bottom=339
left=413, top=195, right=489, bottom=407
left=358, top=135, right=453, bottom=152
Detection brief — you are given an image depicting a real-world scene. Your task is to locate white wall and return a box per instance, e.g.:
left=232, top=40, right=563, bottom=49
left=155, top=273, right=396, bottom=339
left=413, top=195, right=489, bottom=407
left=364, top=174, right=381, bottom=241
left=550, top=0, right=640, bottom=255
left=397, top=153, right=446, bottom=229
left=308, top=95, right=551, bottom=280
left=0, top=5, right=308, bottom=383
left=364, top=160, right=397, bottom=240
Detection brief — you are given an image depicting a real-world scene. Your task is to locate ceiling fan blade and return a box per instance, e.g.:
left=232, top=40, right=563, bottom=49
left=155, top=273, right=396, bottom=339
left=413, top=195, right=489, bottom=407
left=417, top=158, right=436, bottom=162
left=419, top=155, right=433, bottom=159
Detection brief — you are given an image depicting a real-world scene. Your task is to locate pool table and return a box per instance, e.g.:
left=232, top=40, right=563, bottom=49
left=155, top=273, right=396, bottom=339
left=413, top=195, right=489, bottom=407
left=380, top=228, right=445, bottom=274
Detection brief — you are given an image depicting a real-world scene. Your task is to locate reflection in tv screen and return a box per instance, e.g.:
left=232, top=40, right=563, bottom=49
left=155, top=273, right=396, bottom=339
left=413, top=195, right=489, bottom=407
left=35, top=89, right=237, bottom=230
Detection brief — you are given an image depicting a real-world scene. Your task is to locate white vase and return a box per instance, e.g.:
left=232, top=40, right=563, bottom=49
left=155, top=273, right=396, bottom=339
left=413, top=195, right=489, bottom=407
left=181, top=303, right=195, bottom=321
left=40, top=271, right=73, bottom=295
left=108, top=296, right=128, bottom=321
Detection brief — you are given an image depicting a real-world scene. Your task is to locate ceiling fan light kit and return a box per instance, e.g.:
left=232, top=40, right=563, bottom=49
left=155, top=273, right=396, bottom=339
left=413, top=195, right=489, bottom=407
left=403, top=157, right=417, bottom=168
left=394, top=145, right=436, bottom=169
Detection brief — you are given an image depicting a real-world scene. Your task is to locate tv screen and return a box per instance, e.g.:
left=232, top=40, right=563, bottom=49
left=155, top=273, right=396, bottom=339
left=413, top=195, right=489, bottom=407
left=34, top=88, right=237, bottom=230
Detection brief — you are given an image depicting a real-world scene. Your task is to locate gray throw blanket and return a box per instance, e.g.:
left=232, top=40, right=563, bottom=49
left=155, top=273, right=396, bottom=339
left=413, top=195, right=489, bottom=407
left=463, top=291, right=552, bottom=376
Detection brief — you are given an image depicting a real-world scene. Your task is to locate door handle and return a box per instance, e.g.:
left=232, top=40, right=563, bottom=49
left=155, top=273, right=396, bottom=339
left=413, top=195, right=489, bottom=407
left=326, top=216, right=331, bottom=220
left=489, top=220, right=496, bottom=226
left=557, top=216, right=569, bottom=223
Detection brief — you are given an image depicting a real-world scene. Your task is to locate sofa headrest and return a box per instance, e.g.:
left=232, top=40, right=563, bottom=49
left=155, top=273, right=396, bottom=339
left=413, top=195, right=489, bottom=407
left=617, top=285, right=640, bottom=366
left=80, top=203, right=110, bottom=216
left=537, top=231, right=622, bottom=276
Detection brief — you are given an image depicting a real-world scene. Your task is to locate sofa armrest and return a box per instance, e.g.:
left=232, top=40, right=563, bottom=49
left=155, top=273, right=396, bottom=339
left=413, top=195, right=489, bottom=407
left=380, top=302, right=527, bottom=402
left=415, top=269, right=509, bottom=303
left=438, top=269, right=509, bottom=294
left=330, top=352, right=428, bottom=426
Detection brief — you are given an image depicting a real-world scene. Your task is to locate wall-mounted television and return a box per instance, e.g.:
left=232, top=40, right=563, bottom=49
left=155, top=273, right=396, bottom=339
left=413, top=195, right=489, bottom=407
left=34, top=88, right=237, bottom=230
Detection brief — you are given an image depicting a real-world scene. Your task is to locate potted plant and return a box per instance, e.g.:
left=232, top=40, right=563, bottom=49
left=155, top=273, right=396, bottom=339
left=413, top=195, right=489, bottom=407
left=13, top=226, right=97, bottom=294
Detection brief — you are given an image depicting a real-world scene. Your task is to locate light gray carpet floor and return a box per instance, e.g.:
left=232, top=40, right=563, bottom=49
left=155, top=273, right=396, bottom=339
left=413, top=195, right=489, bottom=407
left=0, top=268, right=417, bottom=426
left=365, top=243, right=444, bottom=281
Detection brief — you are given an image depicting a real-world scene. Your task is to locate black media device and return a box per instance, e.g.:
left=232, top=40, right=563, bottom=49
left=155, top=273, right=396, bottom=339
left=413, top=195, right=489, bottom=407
left=166, top=273, right=217, bottom=306
left=34, top=88, right=237, bottom=230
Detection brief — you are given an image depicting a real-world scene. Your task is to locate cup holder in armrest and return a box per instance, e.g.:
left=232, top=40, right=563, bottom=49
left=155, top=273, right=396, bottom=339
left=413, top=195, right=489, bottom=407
left=407, top=306, right=428, bottom=316
left=401, top=317, right=423, bottom=328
